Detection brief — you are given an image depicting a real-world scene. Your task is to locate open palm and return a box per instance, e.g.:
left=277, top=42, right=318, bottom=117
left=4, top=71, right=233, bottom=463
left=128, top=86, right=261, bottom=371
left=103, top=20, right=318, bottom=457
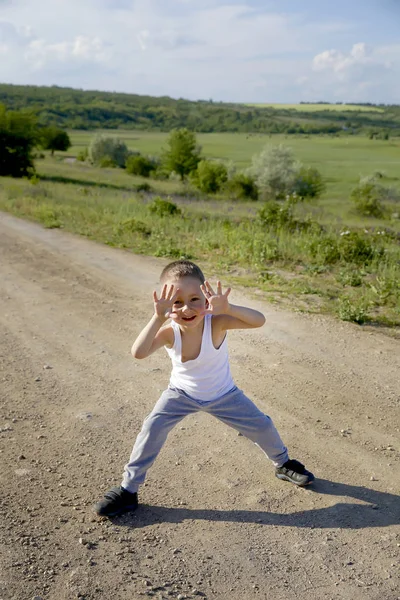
left=201, top=280, right=231, bottom=315
left=153, top=284, right=179, bottom=319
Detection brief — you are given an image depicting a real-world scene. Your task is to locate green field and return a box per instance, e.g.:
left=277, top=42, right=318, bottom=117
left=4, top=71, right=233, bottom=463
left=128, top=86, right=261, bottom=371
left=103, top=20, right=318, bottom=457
left=68, top=130, right=400, bottom=221
left=244, top=103, right=385, bottom=113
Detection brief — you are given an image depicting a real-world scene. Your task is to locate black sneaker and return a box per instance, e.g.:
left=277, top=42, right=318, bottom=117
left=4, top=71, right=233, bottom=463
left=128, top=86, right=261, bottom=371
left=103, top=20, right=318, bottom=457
left=275, top=459, right=315, bottom=487
left=94, top=486, right=138, bottom=517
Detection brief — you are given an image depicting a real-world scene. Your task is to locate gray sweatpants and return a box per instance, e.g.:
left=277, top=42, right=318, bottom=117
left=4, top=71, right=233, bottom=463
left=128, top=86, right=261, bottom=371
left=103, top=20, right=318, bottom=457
left=122, top=386, right=288, bottom=493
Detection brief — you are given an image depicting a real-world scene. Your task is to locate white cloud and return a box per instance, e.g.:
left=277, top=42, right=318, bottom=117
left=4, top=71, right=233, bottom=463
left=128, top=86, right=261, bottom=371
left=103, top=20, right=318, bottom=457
left=306, top=42, right=400, bottom=102
left=312, top=43, right=387, bottom=80
left=24, top=36, right=111, bottom=70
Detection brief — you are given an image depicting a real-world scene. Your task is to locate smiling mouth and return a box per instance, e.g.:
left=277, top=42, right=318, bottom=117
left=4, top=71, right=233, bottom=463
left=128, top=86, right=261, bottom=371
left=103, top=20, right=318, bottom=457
left=181, top=315, right=196, bottom=322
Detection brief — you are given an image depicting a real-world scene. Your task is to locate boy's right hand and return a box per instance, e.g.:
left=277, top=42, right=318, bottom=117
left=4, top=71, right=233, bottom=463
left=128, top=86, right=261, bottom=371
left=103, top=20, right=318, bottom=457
left=153, top=284, right=179, bottom=320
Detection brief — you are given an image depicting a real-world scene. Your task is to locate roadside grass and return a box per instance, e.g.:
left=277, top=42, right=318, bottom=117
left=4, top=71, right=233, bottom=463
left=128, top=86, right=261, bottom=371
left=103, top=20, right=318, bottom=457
left=1, top=165, right=399, bottom=327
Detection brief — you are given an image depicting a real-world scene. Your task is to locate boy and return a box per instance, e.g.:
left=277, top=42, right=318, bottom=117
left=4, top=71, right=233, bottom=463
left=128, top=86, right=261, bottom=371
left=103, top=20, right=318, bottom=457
left=94, top=260, right=314, bottom=517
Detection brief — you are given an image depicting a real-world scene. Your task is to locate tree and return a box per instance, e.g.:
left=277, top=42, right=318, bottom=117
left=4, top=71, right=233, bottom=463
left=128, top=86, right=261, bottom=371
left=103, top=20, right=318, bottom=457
left=0, top=103, right=37, bottom=177
left=163, top=128, right=201, bottom=180
left=247, top=144, right=298, bottom=199
left=40, top=126, right=71, bottom=155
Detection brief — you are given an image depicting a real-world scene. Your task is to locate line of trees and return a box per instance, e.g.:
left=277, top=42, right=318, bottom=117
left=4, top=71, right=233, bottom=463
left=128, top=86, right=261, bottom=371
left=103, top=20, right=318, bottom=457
left=1, top=83, right=399, bottom=135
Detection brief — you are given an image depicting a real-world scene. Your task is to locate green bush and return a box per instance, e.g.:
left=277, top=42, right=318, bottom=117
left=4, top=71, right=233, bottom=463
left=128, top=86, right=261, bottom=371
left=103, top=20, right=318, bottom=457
left=337, top=297, right=369, bottom=324
left=99, top=156, right=117, bottom=168
left=308, top=230, right=382, bottom=266
left=88, top=134, right=129, bottom=168
left=294, top=166, right=326, bottom=199
left=258, top=201, right=293, bottom=228
left=149, top=197, right=181, bottom=217
left=77, top=148, right=88, bottom=162
left=125, top=155, right=156, bottom=177
left=336, top=267, right=364, bottom=287
left=193, top=160, right=228, bottom=193
left=338, top=230, right=381, bottom=264
left=226, top=172, right=258, bottom=200
left=114, top=218, right=151, bottom=236
left=350, top=177, right=389, bottom=218
left=135, top=182, right=153, bottom=193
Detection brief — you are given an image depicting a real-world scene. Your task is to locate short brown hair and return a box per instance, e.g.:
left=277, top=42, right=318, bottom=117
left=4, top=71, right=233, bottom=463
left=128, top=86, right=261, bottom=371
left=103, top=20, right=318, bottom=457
left=160, top=260, right=205, bottom=284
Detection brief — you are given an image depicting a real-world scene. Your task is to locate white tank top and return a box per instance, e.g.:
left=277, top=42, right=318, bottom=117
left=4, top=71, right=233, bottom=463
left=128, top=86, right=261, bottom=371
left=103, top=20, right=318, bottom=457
left=165, top=314, right=235, bottom=402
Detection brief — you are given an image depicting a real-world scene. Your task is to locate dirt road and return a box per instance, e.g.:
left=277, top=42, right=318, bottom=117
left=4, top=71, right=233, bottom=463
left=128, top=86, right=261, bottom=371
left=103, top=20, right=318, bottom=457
left=0, top=212, right=399, bottom=600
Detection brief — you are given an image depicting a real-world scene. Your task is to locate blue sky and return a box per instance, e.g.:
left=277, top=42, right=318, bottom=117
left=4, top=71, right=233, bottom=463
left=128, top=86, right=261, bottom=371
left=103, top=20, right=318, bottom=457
left=0, top=0, right=399, bottom=103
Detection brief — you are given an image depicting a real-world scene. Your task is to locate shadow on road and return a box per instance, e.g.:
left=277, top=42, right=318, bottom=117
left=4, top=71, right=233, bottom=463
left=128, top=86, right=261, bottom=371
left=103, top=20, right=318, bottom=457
left=115, top=478, right=400, bottom=530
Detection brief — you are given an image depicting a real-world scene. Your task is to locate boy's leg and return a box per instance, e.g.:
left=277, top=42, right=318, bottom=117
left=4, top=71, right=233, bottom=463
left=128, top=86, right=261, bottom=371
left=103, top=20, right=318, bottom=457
left=205, top=387, right=289, bottom=467
left=121, top=387, right=198, bottom=493
left=206, top=388, right=314, bottom=486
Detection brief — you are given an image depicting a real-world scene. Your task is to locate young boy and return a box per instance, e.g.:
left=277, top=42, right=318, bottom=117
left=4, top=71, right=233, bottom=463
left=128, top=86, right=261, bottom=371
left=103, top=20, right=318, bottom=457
left=94, top=260, right=314, bottom=517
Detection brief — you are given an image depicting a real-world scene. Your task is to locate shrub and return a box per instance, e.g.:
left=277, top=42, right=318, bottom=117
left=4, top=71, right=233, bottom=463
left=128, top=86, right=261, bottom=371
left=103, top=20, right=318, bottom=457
left=308, top=230, right=383, bottom=266
left=258, top=201, right=293, bottom=228
left=294, top=166, right=326, bottom=199
left=337, top=230, right=379, bottom=264
left=307, top=236, right=341, bottom=265
left=99, top=156, right=117, bottom=168
left=350, top=180, right=385, bottom=218
left=114, top=218, right=151, bottom=237
left=77, top=148, right=88, bottom=162
left=125, top=155, right=156, bottom=178
left=193, top=160, right=228, bottom=193
left=226, top=172, right=258, bottom=200
left=149, top=197, right=181, bottom=217
left=337, top=297, right=369, bottom=324
left=135, top=182, right=152, bottom=193
left=88, top=135, right=129, bottom=168
left=337, top=267, right=364, bottom=287
left=247, top=144, right=298, bottom=199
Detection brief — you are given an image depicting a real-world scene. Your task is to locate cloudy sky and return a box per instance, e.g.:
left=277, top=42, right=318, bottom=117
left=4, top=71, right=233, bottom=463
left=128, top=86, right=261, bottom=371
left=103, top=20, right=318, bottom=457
left=0, top=0, right=399, bottom=103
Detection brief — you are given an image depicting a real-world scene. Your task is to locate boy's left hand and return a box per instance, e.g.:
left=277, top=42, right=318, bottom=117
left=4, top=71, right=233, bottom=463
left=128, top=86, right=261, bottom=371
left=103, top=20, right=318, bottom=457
left=201, top=280, right=232, bottom=315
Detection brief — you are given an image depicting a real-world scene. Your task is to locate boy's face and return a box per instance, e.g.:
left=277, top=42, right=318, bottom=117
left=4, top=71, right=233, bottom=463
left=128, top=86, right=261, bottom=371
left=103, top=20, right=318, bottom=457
left=166, top=276, right=207, bottom=328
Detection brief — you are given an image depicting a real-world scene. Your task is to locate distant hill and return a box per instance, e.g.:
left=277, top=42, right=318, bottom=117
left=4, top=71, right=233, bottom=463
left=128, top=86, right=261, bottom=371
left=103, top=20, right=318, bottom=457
left=1, top=83, right=399, bottom=135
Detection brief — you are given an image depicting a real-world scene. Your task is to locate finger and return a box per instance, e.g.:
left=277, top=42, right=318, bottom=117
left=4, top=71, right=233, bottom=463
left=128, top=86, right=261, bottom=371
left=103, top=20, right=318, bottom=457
left=217, top=281, right=222, bottom=295
left=168, top=312, right=179, bottom=320
left=205, top=281, right=215, bottom=296
left=153, top=290, right=159, bottom=302
left=160, top=283, right=167, bottom=299
left=224, top=287, right=231, bottom=298
left=200, top=284, right=209, bottom=298
left=170, top=287, right=180, bottom=303
left=166, top=284, right=175, bottom=300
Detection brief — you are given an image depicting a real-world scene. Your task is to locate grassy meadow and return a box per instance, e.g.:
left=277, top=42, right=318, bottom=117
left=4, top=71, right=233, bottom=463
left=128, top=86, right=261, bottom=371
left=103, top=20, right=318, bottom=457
left=67, top=130, right=400, bottom=225
left=0, top=131, right=399, bottom=327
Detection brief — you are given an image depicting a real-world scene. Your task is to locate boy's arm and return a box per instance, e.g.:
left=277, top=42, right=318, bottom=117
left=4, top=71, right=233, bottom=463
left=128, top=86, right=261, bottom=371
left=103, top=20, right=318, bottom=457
left=201, top=280, right=265, bottom=331
left=219, top=304, right=265, bottom=331
left=131, top=316, right=173, bottom=359
left=131, top=283, right=177, bottom=359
